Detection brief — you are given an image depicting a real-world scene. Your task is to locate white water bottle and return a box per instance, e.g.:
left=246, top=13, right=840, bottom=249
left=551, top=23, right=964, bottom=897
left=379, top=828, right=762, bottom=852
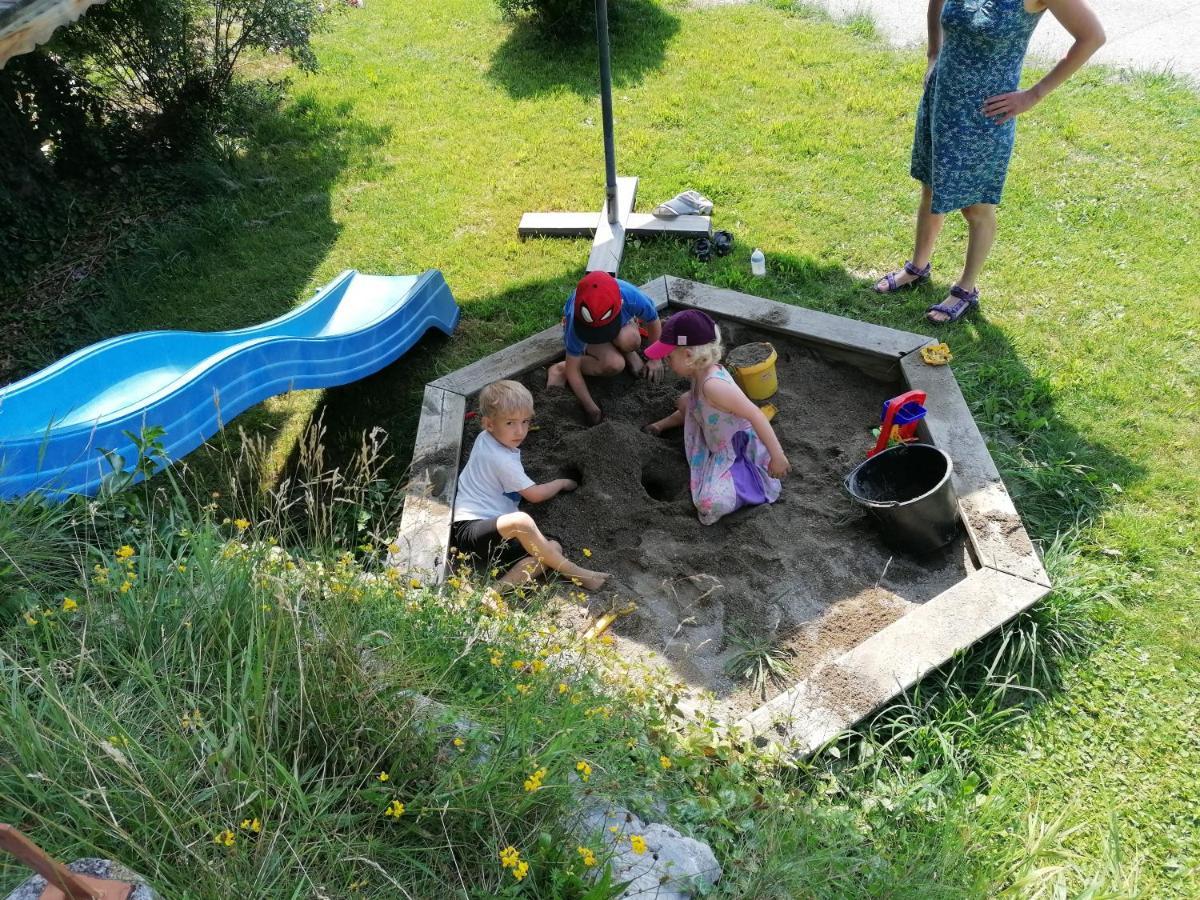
left=750, top=248, right=766, bottom=276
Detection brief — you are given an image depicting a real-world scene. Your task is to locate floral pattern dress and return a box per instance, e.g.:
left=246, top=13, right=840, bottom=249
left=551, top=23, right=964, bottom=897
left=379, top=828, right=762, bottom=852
left=911, top=0, right=1044, bottom=214
left=684, top=367, right=782, bottom=526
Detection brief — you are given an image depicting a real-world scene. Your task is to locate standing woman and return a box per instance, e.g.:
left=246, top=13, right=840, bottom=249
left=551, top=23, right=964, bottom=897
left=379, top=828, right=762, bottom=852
left=874, top=0, right=1105, bottom=324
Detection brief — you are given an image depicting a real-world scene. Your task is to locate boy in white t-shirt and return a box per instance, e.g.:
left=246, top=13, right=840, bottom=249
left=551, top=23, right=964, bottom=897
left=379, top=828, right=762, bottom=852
left=451, top=380, right=609, bottom=590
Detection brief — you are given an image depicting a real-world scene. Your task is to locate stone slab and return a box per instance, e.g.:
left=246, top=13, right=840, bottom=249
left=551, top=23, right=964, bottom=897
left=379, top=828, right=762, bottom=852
left=518, top=211, right=598, bottom=238
left=587, top=176, right=638, bottom=275
left=901, top=350, right=1050, bottom=587
left=390, top=386, right=465, bottom=581
left=625, top=213, right=712, bottom=237
left=739, top=567, right=1050, bottom=752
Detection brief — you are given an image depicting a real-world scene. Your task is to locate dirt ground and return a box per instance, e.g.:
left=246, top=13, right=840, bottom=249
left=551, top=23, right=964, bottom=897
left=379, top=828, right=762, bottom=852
left=461, top=318, right=973, bottom=721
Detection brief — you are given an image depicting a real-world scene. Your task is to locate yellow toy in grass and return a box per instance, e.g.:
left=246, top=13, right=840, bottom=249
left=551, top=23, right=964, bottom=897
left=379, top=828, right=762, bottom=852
left=920, top=342, right=953, bottom=366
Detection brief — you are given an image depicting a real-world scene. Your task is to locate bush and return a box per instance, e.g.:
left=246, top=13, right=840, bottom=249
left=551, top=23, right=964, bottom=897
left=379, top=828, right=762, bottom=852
left=496, top=0, right=619, bottom=38
left=55, top=0, right=330, bottom=153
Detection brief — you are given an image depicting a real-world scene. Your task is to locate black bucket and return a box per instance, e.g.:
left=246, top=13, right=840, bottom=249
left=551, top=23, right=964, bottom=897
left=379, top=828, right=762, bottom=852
left=844, top=443, right=959, bottom=555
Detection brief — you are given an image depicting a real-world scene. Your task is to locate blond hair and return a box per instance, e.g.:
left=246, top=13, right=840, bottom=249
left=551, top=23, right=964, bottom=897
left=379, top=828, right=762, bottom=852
left=681, top=324, right=724, bottom=372
left=479, top=380, right=533, bottom=418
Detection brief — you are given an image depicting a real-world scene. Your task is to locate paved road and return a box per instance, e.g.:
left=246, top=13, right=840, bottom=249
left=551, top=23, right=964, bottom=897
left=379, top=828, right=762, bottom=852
left=808, top=1, right=1200, bottom=83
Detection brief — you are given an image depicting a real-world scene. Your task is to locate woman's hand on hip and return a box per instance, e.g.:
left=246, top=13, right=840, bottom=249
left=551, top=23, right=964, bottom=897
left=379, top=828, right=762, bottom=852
left=982, top=89, right=1038, bottom=124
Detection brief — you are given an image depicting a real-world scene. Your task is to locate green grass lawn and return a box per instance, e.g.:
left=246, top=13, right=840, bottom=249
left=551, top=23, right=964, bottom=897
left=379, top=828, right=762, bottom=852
left=4, top=0, right=1199, bottom=894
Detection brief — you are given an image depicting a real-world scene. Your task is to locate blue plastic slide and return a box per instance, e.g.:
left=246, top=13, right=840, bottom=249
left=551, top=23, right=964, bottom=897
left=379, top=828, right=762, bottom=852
left=0, top=269, right=460, bottom=501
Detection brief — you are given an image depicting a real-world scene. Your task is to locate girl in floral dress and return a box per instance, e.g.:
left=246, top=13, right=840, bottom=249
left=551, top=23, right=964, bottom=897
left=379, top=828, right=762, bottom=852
left=643, top=310, right=790, bottom=525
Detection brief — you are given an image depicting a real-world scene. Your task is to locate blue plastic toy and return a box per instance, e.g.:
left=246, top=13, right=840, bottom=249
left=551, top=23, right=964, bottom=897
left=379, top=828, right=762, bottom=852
left=0, top=269, right=460, bottom=500
left=868, top=390, right=927, bottom=457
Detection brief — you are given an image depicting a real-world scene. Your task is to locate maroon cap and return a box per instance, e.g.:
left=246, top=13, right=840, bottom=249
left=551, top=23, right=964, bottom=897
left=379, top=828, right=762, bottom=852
left=644, top=309, right=718, bottom=359
left=572, top=272, right=623, bottom=344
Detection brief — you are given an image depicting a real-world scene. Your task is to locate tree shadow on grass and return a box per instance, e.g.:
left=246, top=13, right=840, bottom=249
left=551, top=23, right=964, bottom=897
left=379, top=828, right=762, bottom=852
left=486, top=0, right=680, bottom=100
left=2, top=93, right=391, bottom=388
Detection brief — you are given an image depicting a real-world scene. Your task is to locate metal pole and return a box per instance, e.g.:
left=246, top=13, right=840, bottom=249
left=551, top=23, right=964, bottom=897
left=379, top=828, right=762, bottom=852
left=595, top=0, right=618, bottom=223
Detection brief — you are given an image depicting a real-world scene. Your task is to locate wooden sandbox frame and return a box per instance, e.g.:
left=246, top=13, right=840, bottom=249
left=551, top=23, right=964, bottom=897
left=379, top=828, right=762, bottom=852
left=391, top=277, right=1051, bottom=755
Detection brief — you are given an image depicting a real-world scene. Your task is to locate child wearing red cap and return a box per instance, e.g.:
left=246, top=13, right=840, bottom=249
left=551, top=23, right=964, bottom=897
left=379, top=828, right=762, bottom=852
left=643, top=310, right=791, bottom=525
left=547, top=272, right=665, bottom=425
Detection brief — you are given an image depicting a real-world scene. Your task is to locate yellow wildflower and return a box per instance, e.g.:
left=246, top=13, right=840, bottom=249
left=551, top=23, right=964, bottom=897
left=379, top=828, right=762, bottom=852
left=213, top=829, right=236, bottom=848
left=582, top=548, right=592, bottom=558
left=512, top=860, right=529, bottom=881
left=177, top=564, right=187, bottom=573
left=577, top=846, right=597, bottom=867
left=530, top=659, right=546, bottom=675
left=558, top=682, right=569, bottom=695
left=23, top=612, right=38, bottom=626
left=233, top=518, right=250, bottom=531
left=629, top=835, right=647, bottom=855
left=575, top=760, right=592, bottom=783
left=61, top=597, right=79, bottom=612
left=115, top=545, right=135, bottom=560
left=453, top=737, right=465, bottom=750
left=378, top=771, right=389, bottom=782
left=511, top=660, right=526, bottom=671
left=515, top=684, right=531, bottom=695
left=499, top=846, right=520, bottom=869
left=387, top=543, right=401, bottom=555
left=659, top=756, right=672, bottom=770
left=410, top=577, right=422, bottom=589
left=523, top=767, right=547, bottom=792
left=180, top=709, right=202, bottom=732
left=240, top=818, right=262, bottom=833
left=384, top=799, right=405, bottom=818
left=349, top=879, right=369, bottom=891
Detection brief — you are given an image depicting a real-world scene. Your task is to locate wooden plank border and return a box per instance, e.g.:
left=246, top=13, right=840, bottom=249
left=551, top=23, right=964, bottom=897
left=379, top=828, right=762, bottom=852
left=664, top=276, right=930, bottom=360
left=900, top=350, right=1050, bottom=587
left=390, top=385, right=465, bottom=582
left=738, top=568, right=1050, bottom=753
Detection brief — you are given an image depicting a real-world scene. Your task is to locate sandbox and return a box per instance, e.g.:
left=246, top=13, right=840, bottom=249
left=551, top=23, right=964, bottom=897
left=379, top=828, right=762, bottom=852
left=394, top=277, right=1050, bottom=754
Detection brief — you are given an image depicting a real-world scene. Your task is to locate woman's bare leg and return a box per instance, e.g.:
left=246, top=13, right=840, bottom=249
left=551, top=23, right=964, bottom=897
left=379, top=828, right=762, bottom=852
left=928, top=202, right=996, bottom=323
left=875, top=183, right=945, bottom=291
left=496, top=513, right=609, bottom=591
left=957, top=202, right=997, bottom=292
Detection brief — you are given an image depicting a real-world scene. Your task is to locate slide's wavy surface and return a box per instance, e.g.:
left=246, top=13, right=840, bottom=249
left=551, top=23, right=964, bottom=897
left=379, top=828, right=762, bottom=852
left=0, top=269, right=460, bottom=500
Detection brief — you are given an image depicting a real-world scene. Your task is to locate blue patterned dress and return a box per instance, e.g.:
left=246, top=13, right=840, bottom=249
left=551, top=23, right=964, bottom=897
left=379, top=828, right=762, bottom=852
left=911, top=0, right=1044, bottom=214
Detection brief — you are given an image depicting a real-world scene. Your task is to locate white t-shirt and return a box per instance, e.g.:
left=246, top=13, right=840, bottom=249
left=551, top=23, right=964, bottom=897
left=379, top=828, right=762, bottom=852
left=453, top=431, right=535, bottom=522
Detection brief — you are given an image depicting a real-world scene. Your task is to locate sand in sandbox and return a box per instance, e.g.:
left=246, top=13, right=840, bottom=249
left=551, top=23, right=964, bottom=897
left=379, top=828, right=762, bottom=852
left=725, top=341, right=775, bottom=370
left=460, top=319, right=973, bottom=721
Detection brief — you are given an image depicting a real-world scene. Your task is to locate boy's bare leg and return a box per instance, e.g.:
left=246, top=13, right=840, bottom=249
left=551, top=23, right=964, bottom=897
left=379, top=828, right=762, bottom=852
left=496, top=512, right=609, bottom=591
left=498, top=539, right=560, bottom=587
left=614, top=322, right=644, bottom=377
left=547, top=343, right=626, bottom=389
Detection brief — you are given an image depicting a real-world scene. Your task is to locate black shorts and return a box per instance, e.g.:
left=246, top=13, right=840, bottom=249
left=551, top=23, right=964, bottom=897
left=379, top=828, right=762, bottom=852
left=450, top=518, right=530, bottom=573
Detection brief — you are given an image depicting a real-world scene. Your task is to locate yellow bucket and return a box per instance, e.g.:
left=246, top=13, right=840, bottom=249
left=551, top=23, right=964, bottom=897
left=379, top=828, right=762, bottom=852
left=730, top=343, right=778, bottom=401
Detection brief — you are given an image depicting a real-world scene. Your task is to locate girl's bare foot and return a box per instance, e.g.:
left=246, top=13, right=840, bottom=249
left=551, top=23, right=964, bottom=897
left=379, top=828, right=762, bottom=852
left=547, top=361, right=566, bottom=388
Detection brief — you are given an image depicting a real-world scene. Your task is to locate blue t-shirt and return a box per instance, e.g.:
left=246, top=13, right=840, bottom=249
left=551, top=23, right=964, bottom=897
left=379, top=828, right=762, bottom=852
left=562, top=279, right=659, bottom=357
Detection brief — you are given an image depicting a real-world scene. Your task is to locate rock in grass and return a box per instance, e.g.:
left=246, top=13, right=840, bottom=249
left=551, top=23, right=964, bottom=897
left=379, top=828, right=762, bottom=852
left=5, top=858, right=161, bottom=900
